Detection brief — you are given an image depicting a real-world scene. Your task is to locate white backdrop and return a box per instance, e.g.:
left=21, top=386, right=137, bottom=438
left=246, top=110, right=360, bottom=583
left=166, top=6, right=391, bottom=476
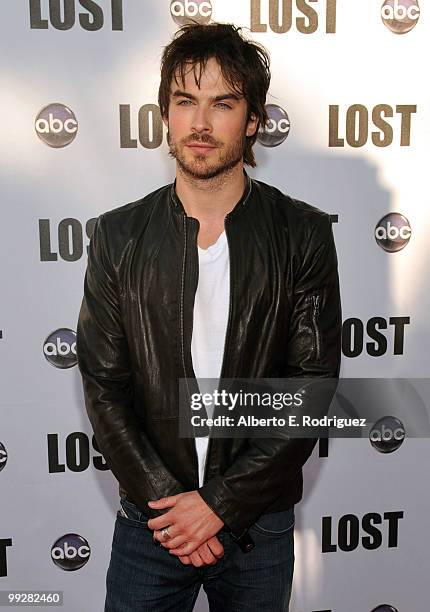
left=1, top=1, right=429, bottom=611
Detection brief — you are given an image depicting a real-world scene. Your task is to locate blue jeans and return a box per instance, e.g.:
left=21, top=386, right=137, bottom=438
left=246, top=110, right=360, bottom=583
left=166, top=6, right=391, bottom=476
left=104, top=498, right=295, bottom=611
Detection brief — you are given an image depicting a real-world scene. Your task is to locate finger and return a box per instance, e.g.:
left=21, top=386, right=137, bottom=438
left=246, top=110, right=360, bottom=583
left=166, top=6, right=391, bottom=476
left=178, top=555, right=191, bottom=565
left=166, top=541, right=189, bottom=555
left=207, top=536, right=224, bottom=558
left=147, top=496, right=178, bottom=510
left=197, top=542, right=217, bottom=565
left=189, top=551, right=204, bottom=568
left=161, top=534, right=188, bottom=549
left=169, top=541, right=198, bottom=557
left=153, top=526, right=180, bottom=544
left=147, top=512, right=174, bottom=531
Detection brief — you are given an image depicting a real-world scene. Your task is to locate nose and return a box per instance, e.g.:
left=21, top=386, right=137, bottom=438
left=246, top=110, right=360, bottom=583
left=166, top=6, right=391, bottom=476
left=191, top=105, right=212, bottom=135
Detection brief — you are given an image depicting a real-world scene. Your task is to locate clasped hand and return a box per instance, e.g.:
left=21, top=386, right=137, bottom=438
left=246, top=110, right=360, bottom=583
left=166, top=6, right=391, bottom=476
left=147, top=491, right=224, bottom=567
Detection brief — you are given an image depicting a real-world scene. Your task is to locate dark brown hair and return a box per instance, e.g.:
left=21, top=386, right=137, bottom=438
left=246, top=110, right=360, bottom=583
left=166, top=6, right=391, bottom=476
left=158, top=22, right=271, bottom=167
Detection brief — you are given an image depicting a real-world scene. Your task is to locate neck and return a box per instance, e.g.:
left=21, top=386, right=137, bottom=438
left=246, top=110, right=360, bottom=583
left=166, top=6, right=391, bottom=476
left=174, top=162, right=246, bottom=222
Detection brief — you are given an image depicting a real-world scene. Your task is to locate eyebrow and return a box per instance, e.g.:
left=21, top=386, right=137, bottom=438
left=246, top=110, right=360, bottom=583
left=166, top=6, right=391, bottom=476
left=172, top=89, right=242, bottom=103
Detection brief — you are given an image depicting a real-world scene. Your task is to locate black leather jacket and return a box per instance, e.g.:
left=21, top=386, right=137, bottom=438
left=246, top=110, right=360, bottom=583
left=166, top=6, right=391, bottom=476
left=76, top=171, right=342, bottom=549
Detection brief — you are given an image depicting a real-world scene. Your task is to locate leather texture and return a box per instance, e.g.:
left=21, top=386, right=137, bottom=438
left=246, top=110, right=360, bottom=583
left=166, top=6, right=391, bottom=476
left=76, top=171, right=342, bottom=544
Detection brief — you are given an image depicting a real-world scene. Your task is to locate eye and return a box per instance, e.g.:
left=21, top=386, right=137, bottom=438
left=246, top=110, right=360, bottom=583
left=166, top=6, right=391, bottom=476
left=177, top=99, right=192, bottom=106
left=215, top=103, right=232, bottom=109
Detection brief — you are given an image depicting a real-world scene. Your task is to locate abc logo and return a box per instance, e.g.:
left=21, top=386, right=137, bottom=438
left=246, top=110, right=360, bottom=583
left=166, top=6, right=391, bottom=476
left=35, top=103, right=78, bottom=148
left=170, top=0, right=212, bottom=26
left=0, top=442, right=7, bottom=472
left=257, top=104, right=291, bottom=147
left=381, top=0, right=420, bottom=34
left=51, top=534, right=90, bottom=571
left=43, top=329, right=77, bottom=369
left=369, top=416, right=405, bottom=453
left=375, top=213, right=411, bottom=252
left=371, top=606, right=399, bottom=612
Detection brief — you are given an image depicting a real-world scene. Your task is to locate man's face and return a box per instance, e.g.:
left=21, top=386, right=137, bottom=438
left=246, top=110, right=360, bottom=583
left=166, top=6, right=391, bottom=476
left=163, top=57, right=257, bottom=180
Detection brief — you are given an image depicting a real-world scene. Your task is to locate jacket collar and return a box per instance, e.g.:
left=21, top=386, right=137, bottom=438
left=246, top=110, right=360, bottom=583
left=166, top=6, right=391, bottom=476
left=169, top=169, right=253, bottom=220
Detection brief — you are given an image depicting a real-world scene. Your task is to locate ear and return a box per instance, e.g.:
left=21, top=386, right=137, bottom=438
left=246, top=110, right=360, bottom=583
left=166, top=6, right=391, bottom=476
left=162, top=114, right=168, bottom=128
left=246, top=112, right=258, bottom=138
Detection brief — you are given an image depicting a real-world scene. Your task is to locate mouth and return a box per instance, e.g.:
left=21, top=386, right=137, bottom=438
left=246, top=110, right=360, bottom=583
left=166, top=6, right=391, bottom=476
left=186, top=143, right=217, bottom=153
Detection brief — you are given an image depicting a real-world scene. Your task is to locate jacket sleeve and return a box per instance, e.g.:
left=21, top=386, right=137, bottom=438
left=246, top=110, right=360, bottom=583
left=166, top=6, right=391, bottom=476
left=198, top=213, right=342, bottom=539
left=76, top=214, right=185, bottom=516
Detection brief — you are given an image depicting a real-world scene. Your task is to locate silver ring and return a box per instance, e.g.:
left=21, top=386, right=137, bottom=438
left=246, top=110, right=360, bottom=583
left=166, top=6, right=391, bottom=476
left=160, top=527, right=171, bottom=541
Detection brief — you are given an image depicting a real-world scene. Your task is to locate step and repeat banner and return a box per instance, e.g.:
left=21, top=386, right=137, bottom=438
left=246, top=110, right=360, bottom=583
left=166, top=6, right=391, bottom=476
left=1, top=1, right=429, bottom=611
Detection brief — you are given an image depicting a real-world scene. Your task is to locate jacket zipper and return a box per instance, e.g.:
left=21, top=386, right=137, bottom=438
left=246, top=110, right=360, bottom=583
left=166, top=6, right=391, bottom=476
left=180, top=214, right=189, bottom=391
left=202, top=216, right=233, bottom=486
left=179, top=214, right=199, bottom=482
left=310, top=293, right=321, bottom=360
left=218, top=217, right=233, bottom=382
left=211, top=178, right=252, bottom=393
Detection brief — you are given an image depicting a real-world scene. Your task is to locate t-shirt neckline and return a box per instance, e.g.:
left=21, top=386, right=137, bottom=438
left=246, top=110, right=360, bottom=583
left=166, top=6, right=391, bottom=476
left=197, top=230, right=227, bottom=258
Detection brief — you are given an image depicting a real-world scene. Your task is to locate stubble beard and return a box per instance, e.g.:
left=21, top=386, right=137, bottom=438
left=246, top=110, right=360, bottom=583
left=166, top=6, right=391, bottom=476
left=167, top=128, right=247, bottom=183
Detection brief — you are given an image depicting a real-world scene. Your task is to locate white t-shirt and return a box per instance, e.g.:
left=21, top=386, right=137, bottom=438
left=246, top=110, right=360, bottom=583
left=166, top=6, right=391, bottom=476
left=191, top=229, right=230, bottom=488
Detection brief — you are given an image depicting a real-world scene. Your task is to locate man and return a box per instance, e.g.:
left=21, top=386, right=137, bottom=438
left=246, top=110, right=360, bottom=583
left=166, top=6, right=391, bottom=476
left=77, top=22, right=342, bottom=612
